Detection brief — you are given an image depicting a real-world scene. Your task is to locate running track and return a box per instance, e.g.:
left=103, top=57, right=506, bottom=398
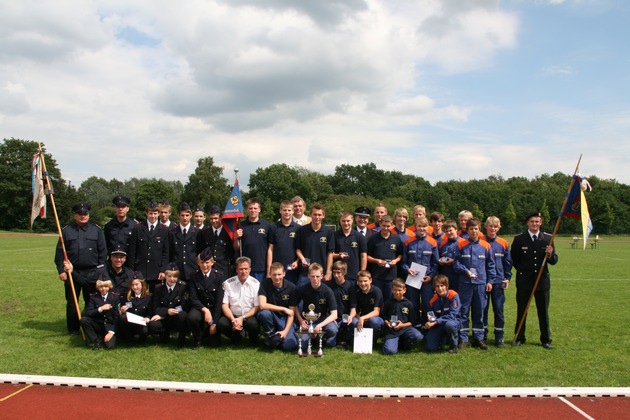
left=2, top=375, right=628, bottom=419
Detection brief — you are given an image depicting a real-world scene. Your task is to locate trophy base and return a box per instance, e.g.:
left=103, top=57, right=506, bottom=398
left=297, top=330, right=325, bottom=357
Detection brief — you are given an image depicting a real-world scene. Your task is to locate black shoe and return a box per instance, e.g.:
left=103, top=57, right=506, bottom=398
left=542, top=342, right=553, bottom=350
left=91, top=341, right=101, bottom=351
left=457, top=341, right=467, bottom=350
left=472, top=339, right=489, bottom=350
left=495, top=338, right=505, bottom=348
left=448, top=346, right=458, bottom=354
left=512, top=338, right=526, bottom=347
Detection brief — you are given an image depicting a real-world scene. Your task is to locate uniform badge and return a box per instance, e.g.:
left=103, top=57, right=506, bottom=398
left=320, top=237, right=327, bottom=243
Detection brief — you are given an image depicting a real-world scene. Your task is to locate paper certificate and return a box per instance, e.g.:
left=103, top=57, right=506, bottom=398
left=353, top=327, right=373, bottom=354
left=405, top=262, right=427, bottom=289
left=126, top=312, right=147, bottom=326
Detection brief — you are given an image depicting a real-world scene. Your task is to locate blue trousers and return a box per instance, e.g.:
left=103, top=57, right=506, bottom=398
left=458, top=282, right=486, bottom=342
left=483, top=285, right=506, bottom=340
left=382, top=327, right=423, bottom=355
left=425, top=320, right=459, bottom=352
left=256, top=309, right=298, bottom=351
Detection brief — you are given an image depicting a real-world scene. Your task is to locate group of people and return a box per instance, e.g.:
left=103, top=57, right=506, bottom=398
left=54, top=195, right=558, bottom=353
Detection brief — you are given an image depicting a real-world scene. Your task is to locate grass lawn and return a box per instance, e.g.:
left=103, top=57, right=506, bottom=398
left=0, top=232, right=628, bottom=388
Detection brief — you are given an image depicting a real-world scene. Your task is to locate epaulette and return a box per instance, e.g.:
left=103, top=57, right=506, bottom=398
left=112, top=292, right=121, bottom=296
left=94, top=224, right=103, bottom=230
left=89, top=292, right=99, bottom=296
left=177, top=280, right=187, bottom=285
left=226, top=277, right=237, bottom=283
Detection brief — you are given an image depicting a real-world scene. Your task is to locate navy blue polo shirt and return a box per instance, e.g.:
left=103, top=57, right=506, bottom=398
left=367, top=233, right=403, bottom=282
left=240, top=218, right=271, bottom=272
left=329, top=280, right=357, bottom=320
left=290, top=281, right=337, bottom=317
left=268, top=221, right=299, bottom=268
left=258, top=277, right=295, bottom=308
left=334, top=229, right=367, bottom=281
left=355, top=284, right=383, bottom=316
left=295, top=223, right=334, bottom=274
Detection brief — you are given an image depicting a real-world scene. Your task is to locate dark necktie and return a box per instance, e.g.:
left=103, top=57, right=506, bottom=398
left=532, top=234, right=537, bottom=242
left=215, top=229, right=219, bottom=239
left=182, top=228, right=187, bottom=237
left=149, top=224, right=154, bottom=233
left=360, top=229, right=365, bottom=236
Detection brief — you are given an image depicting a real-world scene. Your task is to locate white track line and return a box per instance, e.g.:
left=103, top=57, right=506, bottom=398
left=558, top=396, right=596, bottom=420
left=1, top=374, right=629, bottom=399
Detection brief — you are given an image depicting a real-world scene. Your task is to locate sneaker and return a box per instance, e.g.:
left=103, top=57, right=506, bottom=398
left=472, top=339, right=489, bottom=350
left=495, top=338, right=505, bottom=347
left=457, top=341, right=467, bottom=350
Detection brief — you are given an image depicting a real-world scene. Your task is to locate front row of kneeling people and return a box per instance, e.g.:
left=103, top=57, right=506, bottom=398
left=80, top=251, right=462, bottom=355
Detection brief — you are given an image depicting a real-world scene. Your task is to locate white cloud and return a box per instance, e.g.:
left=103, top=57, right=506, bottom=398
left=1, top=0, right=624, bottom=188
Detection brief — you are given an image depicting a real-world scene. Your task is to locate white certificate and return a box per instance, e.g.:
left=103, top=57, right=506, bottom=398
left=353, top=327, right=373, bottom=354
left=405, top=262, right=427, bottom=290
left=126, top=312, right=147, bottom=326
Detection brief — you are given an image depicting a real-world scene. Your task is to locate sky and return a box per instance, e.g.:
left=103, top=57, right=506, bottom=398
left=1, top=0, right=629, bottom=190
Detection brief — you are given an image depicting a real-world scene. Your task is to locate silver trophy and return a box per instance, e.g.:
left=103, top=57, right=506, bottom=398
left=298, top=304, right=324, bottom=357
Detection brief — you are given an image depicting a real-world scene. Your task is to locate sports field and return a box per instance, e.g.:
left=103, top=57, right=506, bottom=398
left=0, top=233, right=628, bottom=388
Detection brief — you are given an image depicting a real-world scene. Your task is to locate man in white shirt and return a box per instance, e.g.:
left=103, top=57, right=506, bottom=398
left=217, top=256, right=261, bottom=346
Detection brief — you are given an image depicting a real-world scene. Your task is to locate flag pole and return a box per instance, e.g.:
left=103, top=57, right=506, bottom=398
left=38, top=143, right=86, bottom=341
left=512, top=154, right=582, bottom=345
left=235, top=168, right=242, bottom=258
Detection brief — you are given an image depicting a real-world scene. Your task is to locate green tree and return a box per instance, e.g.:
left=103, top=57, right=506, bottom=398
left=133, top=179, right=183, bottom=221
left=182, top=156, right=229, bottom=211
left=0, top=138, right=79, bottom=232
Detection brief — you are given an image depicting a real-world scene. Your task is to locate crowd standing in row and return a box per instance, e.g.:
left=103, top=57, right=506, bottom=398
left=55, top=195, right=558, bottom=352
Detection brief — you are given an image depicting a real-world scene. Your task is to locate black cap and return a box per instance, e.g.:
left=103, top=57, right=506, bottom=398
left=165, top=262, right=180, bottom=272
left=132, top=271, right=144, bottom=280
left=194, top=204, right=205, bottom=212
left=198, top=247, right=214, bottom=261
left=354, top=206, right=371, bottom=217
left=112, top=195, right=130, bottom=207
left=525, top=211, right=542, bottom=222
left=179, top=202, right=191, bottom=212
left=160, top=199, right=170, bottom=206
left=110, top=244, right=127, bottom=255
left=208, top=205, right=221, bottom=215
left=147, top=200, right=158, bottom=210
left=72, top=203, right=91, bottom=214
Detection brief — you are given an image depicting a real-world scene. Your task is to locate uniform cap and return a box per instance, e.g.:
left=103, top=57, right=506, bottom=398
left=112, top=195, right=130, bottom=207
left=110, top=244, right=127, bottom=255
left=147, top=200, right=159, bottom=210
left=179, top=202, right=191, bottom=212
left=525, top=211, right=542, bottom=222
left=132, top=271, right=144, bottom=280
left=208, top=205, right=221, bottom=215
left=72, top=202, right=91, bottom=214
left=165, top=262, right=180, bottom=272
left=354, top=206, right=371, bottom=217
left=198, top=247, right=214, bottom=261
left=194, top=204, right=205, bottom=212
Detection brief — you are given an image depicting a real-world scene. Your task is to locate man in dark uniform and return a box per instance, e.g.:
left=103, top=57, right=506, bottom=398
left=186, top=248, right=224, bottom=348
left=355, top=206, right=375, bottom=240
left=234, top=198, right=270, bottom=281
left=511, top=211, right=558, bottom=349
left=55, top=202, right=108, bottom=335
left=98, top=244, right=134, bottom=296
left=169, top=202, right=199, bottom=281
left=127, top=200, right=171, bottom=292
left=193, top=204, right=206, bottom=230
left=197, top=205, right=235, bottom=281
left=104, top=195, right=136, bottom=253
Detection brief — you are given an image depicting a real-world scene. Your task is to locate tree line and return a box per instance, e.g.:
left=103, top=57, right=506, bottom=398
left=2, top=138, right=627, bottom=235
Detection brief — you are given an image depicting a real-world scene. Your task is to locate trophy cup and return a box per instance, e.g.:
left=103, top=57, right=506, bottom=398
left=298, top=304, right=324, bottom=357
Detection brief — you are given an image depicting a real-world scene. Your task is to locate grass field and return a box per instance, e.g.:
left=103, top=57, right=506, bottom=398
left=0, top=232, right=628, bottom=388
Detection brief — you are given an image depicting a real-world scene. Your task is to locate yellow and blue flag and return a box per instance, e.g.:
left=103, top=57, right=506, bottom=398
left=562, top=175, right=592, bottom=249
